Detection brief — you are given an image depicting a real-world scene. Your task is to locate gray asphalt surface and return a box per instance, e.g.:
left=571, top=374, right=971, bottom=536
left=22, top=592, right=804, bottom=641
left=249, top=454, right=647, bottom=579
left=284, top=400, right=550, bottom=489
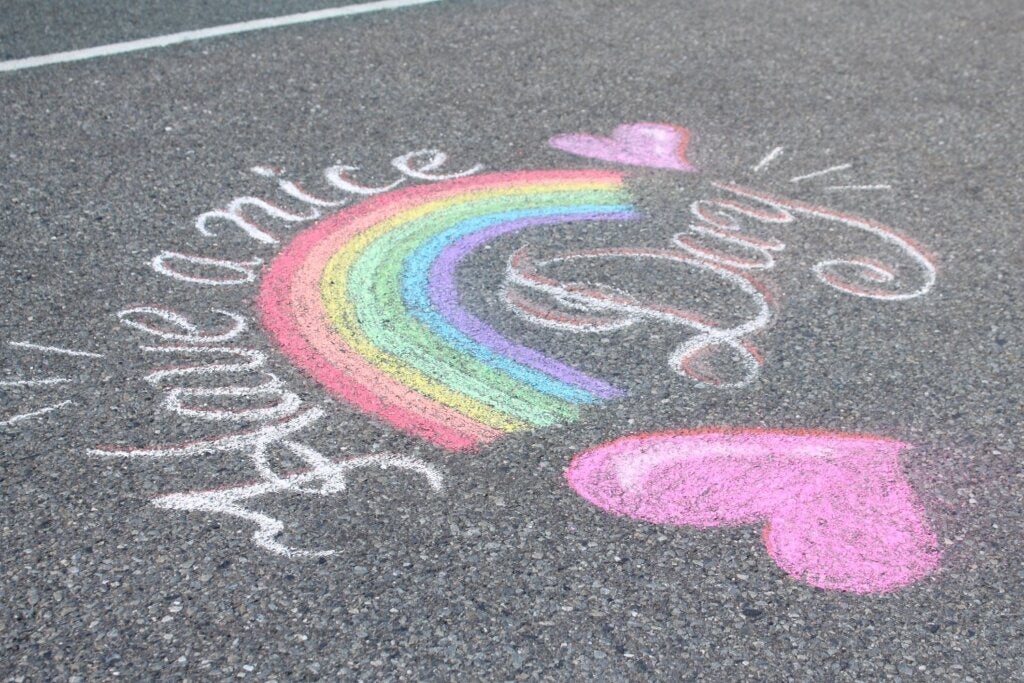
left=2, top=0, right=1023, bottom=679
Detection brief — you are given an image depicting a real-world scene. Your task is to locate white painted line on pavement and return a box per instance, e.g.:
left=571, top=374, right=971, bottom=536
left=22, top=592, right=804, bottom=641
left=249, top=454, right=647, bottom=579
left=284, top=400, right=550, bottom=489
left=0, top=0, right=441, bottom=73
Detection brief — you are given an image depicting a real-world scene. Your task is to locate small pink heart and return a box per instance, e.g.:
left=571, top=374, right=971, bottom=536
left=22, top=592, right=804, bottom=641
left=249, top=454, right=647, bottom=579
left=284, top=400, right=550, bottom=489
left=549, top=122, right=697, bottom=172
left=565, top=429, right=940, bottom=593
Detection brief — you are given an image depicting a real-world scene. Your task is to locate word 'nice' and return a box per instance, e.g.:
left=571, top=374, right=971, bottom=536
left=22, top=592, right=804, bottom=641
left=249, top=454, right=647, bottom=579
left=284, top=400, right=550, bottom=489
left=152, top=148, right=484, bottom=286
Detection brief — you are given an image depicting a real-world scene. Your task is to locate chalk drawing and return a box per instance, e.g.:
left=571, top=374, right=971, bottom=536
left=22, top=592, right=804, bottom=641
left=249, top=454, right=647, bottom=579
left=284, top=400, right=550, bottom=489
left=255, top=150, right=483, bottom=205
left=92, top=306, right=446, bottom=555
left=825, top=184, right=893, bottom=192
left=94, top=402, right=443, bottom=556
left=79, top=130, right=943, bottom=571
left=751, top=146, right=784, bottom=173
left=259, top=170, right=637, bottom=451
left=2, top=338, right=105, bottom=428
left=499, top=139, right=932, bottom=393
left=115, top=307, right=306, bottom=424
left=0, top=400, right=75, bottom=427
left=191, top=150, right=484, bottom=248
left=162, top=377, right=302, bottom=422
left=0, top=377, right=70, bottom=387
left=324, top=165, right=404, bottom=196
left=140, top=345, right=267, bottom=383
left=81, top=147, right=487, bottom=556
left=502, top=245, right=771, bottom=389
left=196, top=197, right=319, bottom=244
left=710, top=182, right=935, bottom=299
left=672, top=198, right=788, bottom=270
left=153, top=451, right=443, bottom=558
left=565, top=429, right=940, bottom=593
left=790, top=163, right=852, bottom=184
left=251, top=166, right=350, bottom=207
left=151, top=252, right=264, bottom=286
left=549, top=123, right=697, bottom=172
left=8, top=340, right=104, bottom=358
left=89, top=405, right=325, bottom=459
left=251, top=133, right=937, bottom=451
left=390, top=149, right=485, bottom=181
left=94, top=406, right=442, bottom=557
left=117, top=307, right=248, bottom=342
left=544, top=126, right=930, bottom=302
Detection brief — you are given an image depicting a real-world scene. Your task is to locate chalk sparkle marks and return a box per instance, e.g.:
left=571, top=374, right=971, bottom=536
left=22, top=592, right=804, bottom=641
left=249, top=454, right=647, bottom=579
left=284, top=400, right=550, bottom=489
left=8, top=340, right=104, bottom=358
left=2, top=338, right=104, bottom=427
left=0, top=400, right=76, bottom=427
left=752, top=146, right=784, bottom=173
left=260, top=170, right=638, bottom=451
left=0, top=377, right=71, bottom=387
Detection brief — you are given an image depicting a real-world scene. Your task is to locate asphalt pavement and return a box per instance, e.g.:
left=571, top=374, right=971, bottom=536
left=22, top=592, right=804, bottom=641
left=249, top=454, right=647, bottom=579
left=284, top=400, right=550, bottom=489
left=1, top=0, right=1023, bottom=679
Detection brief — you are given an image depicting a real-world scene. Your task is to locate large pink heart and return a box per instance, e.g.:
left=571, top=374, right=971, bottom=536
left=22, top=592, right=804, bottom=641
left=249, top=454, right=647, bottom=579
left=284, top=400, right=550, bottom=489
left=565, top=429, right=940, bottom=593
left=549, top=122, right=697, bottom=172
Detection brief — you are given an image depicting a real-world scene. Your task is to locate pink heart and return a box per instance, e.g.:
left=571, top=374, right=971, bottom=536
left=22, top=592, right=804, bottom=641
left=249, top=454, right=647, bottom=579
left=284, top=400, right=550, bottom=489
left=565, top=429, right=940, bottom=593
left=549, top=122, right=697, bottom=172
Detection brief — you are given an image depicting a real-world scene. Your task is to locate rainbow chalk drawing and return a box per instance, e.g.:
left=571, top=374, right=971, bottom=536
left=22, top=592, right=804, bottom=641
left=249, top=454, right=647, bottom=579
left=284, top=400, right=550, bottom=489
left=81, top=127, right=948, bottom=570
left=566, top=429, right=941, bottom=593
left=549, top=122, right=697, bottom=172
left=258, top=128, right=938, bottom=452
left=259, top=170, right=639, bottom=451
